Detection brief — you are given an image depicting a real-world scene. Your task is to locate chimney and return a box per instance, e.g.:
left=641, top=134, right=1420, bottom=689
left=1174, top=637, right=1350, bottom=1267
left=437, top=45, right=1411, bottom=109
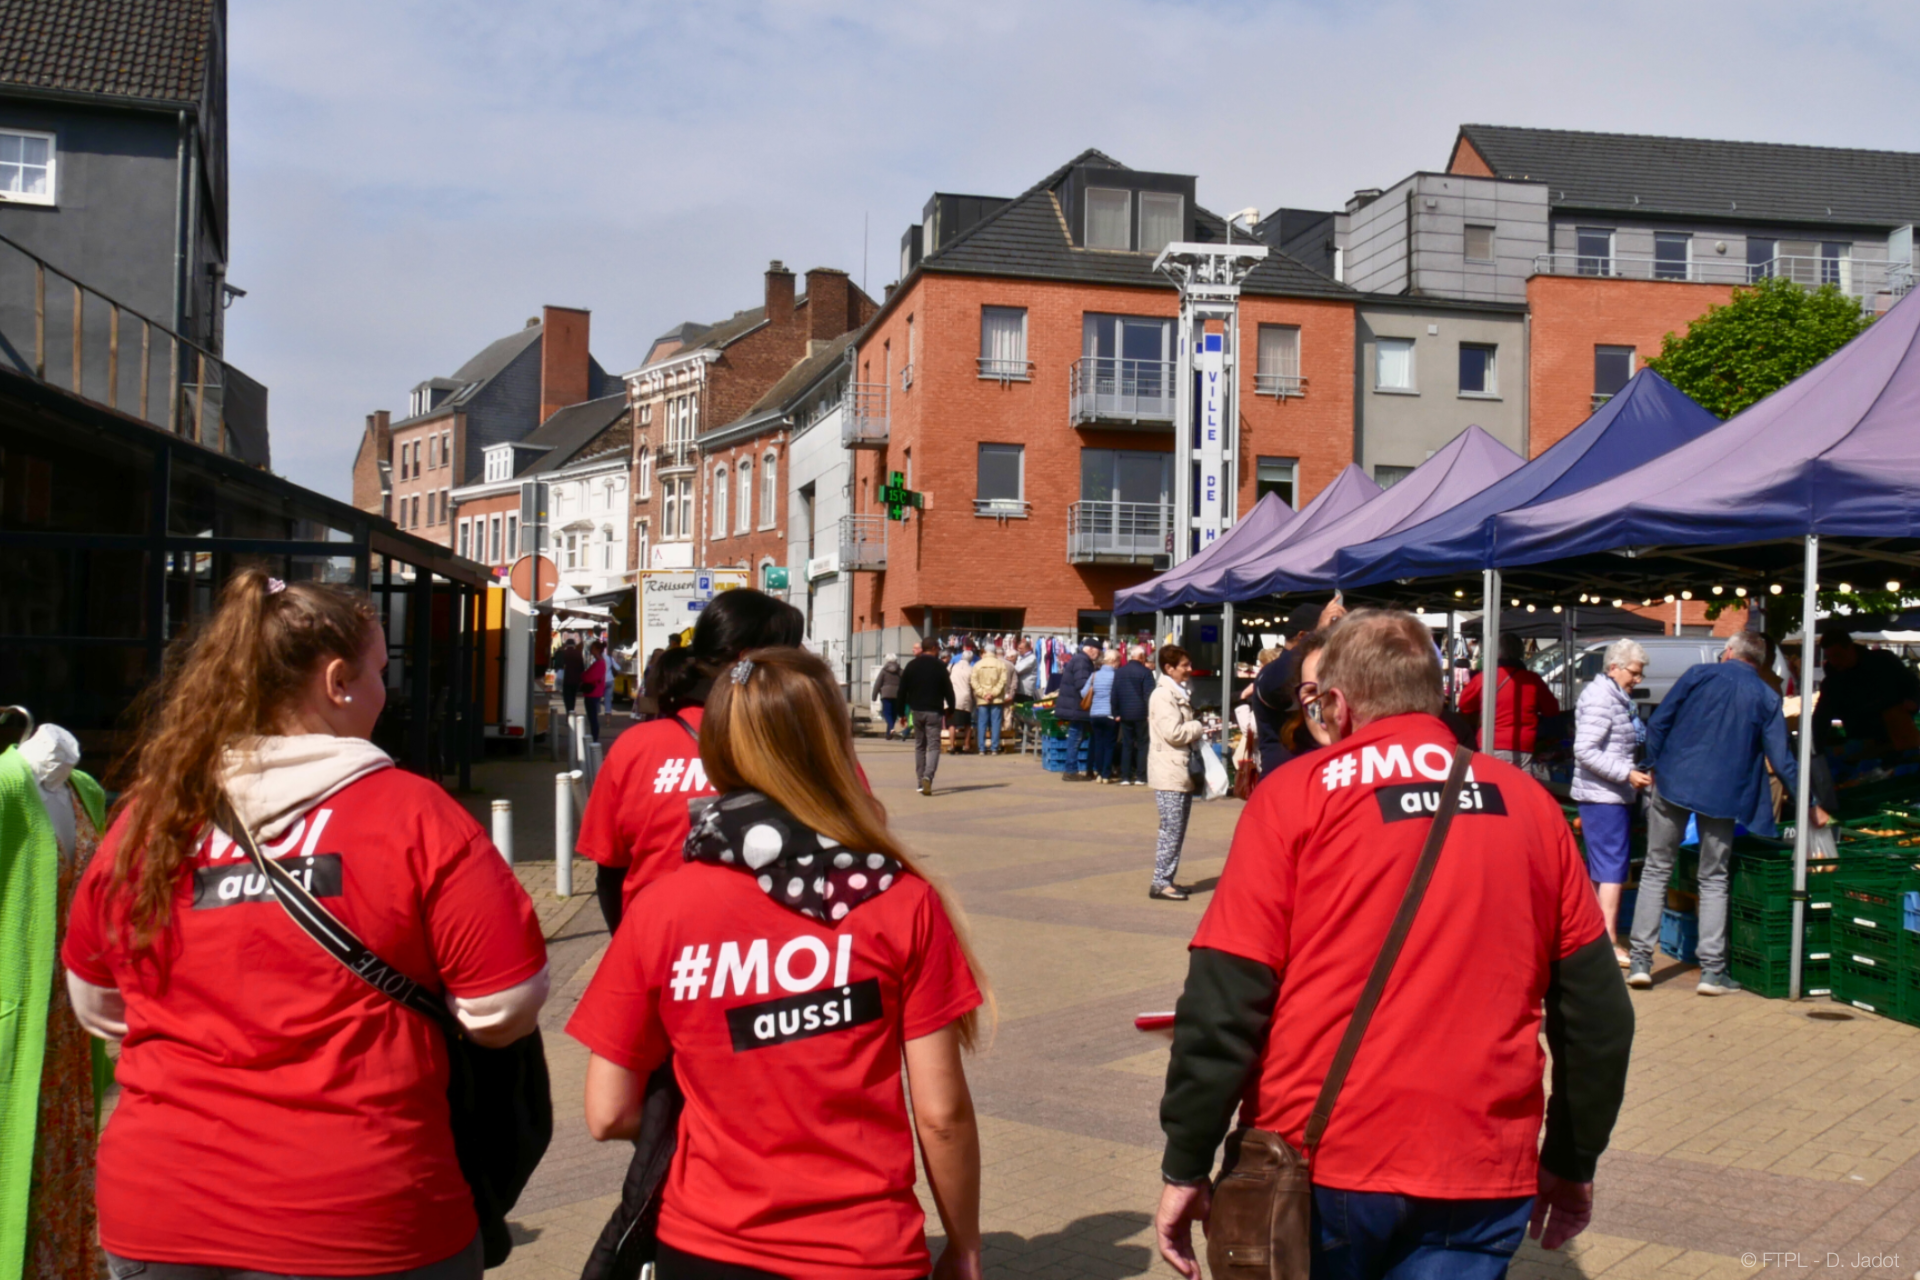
left=804, top=268, right=852, bottom=343
left=765, top=260, right=796, bottom=327
left=539, top=305, right=592, bottom=422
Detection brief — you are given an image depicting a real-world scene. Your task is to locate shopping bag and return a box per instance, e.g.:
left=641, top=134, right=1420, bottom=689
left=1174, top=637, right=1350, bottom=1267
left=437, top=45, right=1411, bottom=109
left=1198, top=740, right=1231, bottom=801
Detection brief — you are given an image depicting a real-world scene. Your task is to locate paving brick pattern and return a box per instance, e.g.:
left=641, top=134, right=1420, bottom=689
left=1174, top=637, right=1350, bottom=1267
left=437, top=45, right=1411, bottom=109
left=497, top=731, right=1920, bottom=1279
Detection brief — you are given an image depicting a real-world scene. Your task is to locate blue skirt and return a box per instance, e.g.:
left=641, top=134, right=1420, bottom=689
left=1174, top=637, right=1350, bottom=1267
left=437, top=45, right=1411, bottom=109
left=1578, top=801, right=1632, bottom=884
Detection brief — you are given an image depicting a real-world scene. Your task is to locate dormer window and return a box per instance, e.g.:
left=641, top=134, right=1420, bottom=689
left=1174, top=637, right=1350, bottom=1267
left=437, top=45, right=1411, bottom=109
left=1076, top=180, right=1187, bottom=253
left=484, top=445, right=514, bottom=483
left=1087, top=189, right=1131, bottom=250
left=1139, top=193, right=1183, bottom=254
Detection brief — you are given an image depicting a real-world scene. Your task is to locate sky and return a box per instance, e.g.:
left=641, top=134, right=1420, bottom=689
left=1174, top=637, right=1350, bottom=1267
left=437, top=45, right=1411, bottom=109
left=227, top=0, right=1920, bottom=503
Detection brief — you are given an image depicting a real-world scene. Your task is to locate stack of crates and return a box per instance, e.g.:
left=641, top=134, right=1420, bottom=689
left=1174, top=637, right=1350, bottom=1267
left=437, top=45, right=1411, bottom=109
left=1727, top=840, right=1838, bottom=998
left=1829, top=853, right=1920, bottom=1021
left=1040, top=735, right=1090, bottom=774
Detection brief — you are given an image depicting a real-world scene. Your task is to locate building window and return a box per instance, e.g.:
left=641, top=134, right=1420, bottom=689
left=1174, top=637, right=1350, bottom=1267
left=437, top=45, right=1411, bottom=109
left=636, top=520, right=649, bottom=568
left=506, top=514, right=518, bottom=559
left=975, top=443, right=1025, bottom=515
left=564, top=532, right=578, bottom=570
left=1458, top=344, right=1497, bottom=396
left=711, top=465, right=729, bottom=538
left=1576, top=228, right=1614, bottom=276
left=0, top=128, right=55, bottom=205
left=426, top=435, right=437, bottom=469
left=1464, top=224, right=1496, bottom=262
left=1653, top=232, right=1691, bottom=281
left=442, top=431, right=451, bottom=469
left=979, top=306, right=1029, bottom=379
left=1139, top=192, right=1183, bottom=254
left=761, top=452, right=778, bottom=527
left=1080, top=448, right=1170, bottom=507
left=457, top=519, right=470, bottom=559
left=1594, top=345, right=1635, bottom=406
left=1256, top=457, right=1297, bottom=508
left=637, top=447, right=651, bottom=495
left=1086, top=188, right=1131, bottom=250
left=397, top=443, right=409, bottom=481
left=1747, top=237, right=1776, bottom=283
left=1374, top=465, right=1416, bottom=489
left=1255, top=325, right=1303, bottom=396
left=677, top=478, right=694, bottom=539
left=1821, top=241, right=1852, bottom=290
left=1375, top=337, right=1415, bottom=392
left=736, top=461, right=752, bottom=534
left=662, top=477, right=678, bottom=539
left=489, top=514, right=502, bottom=563
left=639, top=403, right=652, bottom=425
left=441, top=488, right=450, bottom=523
left=411, top=494, right=421, bottom=528
left=602, top=526, right=615, bottom=570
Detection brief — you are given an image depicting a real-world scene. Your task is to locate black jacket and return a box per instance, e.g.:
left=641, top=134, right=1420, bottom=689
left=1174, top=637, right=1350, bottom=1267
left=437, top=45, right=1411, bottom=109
left=1112, top=660, right=1155, bottom=721
left=1056, top=651, right=1096, bottom=722
left=898, top=655, right=957, bottom=715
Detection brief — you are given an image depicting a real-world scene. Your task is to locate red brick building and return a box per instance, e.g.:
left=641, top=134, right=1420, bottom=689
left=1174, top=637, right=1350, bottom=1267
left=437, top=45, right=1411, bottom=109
left=622, top=263, right=874, bottom=574
left=840, top=150, right=1356, bottom=641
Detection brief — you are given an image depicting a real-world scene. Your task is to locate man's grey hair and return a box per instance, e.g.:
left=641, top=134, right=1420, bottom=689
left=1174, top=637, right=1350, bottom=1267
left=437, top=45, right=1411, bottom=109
left=1603, top=638, right=1648, bottom=672
left=1724, top=631, right=1768, bottom=667
left=1316, top=609, right=1444, bottom=724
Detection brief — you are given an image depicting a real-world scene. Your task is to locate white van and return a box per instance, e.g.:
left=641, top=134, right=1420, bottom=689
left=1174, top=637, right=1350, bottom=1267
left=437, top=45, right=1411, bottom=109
left=1534, top=637, right=1728, bottom=713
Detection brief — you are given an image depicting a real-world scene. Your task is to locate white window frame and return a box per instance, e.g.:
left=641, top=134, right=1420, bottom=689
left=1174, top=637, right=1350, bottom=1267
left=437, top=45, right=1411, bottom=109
left=1374, top=337, right=1416, bottom=394
left=1653, top=232, right=1692, bottom=282
left=506, top=515, right=518, bottom=560
left=1458, top=343, right=1498, bottom=398
left=489, top=514, right=502, bottom=563
left=602, top=526, right=615, bottom=570
left=1085, top=187, right=1131, bottom=250
left=635, top=519, right=649, bottom=569
left=979, top=306, right=1030, bottom=380
left=0, top=127, right=57, bottom=206
left=637, top=447, right=651, bottom=496
left=711, top=465, right=729, bottom=539
left=677, top=478, right=693, bottom=541
left=975, top=442, right=1027, bottom=516
left=1464, top=224, right=1496, bottom=263
left=736, top=460, right=752, bottom=534
left=1255, top=324, right=1303, bottom=397
left=760, top=451, right=777, bottom=528
left=1138, top=192, right=1183, bottom=254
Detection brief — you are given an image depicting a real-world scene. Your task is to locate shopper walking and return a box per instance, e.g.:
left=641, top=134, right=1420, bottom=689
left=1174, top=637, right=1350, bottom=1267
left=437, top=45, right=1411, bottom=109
left=949, top=647, right=977, bottom=755
left=1627, top=631, right=1827, bottom=995
left=1147, top=646, right=1206, bottom=900
left=1573, top=639, right=1652, bottom=966
left=555, top=636, right=586, bottom=717
left=571, top=646, right=988, bottom=1280
left=1458, top=632, right=1561, bottom=771
left=63, top=568, right=549, bottom=1280
left=1057, top=639, right=1100, bottom=781
left=1088, top=649, right=1122, bottom=782
left=872, top=654, right=904, bottom=740
left=901, top=639, right=956, bottom=797
left=577, top=589, right=805, bottom=933
left=1113, top=643, right=1156, bottom=786
left=1013, top=638, right=1039, bottom=701
left=580, top=639, right=608, bottom=743
left=1154, top=610, right=1633, bottom=1280
left=970, top=644, right=1015, bottom=755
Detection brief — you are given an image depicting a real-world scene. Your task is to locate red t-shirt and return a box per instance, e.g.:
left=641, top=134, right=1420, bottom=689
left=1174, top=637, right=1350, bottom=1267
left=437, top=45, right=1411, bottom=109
left=567, top=862, right=981, bottom=1279
left=1457, top=665, right=1562, bottom=752
left=1191, top=712, right=1603, bottom=1199
left=62, top=768, right=547, bottom=1274
left=575, top=709, right=716, bottom=914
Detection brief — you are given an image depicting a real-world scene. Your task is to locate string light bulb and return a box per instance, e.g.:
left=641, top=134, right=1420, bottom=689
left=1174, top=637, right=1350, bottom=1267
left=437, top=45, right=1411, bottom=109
left=1889, top=581, right=1902, bottom=593
left=1526, top=603, right=1536, bottom=613
left=1735, top=587, right=1748, bottom=598
left=1664, top=594, right=1676, bottom=604
left=1681, top=590, right=1693, bottom=600
left=1552, top=605, right=1563, bottom=614
left=1769, top=584, right=1783, bottom=595
left=1839, top=582, right=1853, bottom=594
left=1612, top=599, right=1624, bottom=607
left=1711, top=585, right=1724, bottom=596
left=1510, top=598, right=1519, bottom=607
left=1454, top=589, right=1465, bottom=598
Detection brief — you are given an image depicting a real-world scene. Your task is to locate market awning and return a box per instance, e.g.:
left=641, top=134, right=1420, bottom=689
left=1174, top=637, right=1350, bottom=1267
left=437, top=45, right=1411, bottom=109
left=1335, top=370, right=1721, bottom=590
left=1226, top=426, right=1525, bottom=599
left=1113, top=465, right=1379, bottom=614
left=1459, top=605, right=1665, bottom=640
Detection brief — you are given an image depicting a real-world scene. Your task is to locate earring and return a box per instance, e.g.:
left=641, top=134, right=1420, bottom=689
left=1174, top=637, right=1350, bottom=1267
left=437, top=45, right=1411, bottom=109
left=343, top=695, right=354, bottom=704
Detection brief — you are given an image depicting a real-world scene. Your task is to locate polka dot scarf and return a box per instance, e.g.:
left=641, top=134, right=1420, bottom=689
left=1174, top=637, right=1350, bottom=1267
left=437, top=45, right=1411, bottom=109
left=683, top=790, right=905, bottom=924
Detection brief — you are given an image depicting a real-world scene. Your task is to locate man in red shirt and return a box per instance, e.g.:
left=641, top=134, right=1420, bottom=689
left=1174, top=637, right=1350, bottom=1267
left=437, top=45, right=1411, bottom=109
left=1458, top=631, right=1562, bottom=769
left=1153, top=610, right=1633, bottom=1278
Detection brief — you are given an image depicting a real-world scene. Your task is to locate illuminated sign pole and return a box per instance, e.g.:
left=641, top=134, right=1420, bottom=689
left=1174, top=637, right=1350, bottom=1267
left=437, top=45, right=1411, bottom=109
left=1153, top=241, right=1267, bottom=711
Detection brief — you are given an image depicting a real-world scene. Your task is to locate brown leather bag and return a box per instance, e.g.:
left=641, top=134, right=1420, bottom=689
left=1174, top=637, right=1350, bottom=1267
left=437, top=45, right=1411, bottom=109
left=1205, top=743, right=1474, bottom=1280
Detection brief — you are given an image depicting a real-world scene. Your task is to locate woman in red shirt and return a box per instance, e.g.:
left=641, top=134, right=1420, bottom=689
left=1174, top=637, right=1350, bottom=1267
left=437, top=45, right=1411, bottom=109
left=1457, top=632, right=1562, bottom=769
left=570, top=646, right=990, bottom=1280
left=62, top=569, right=547, bottom=1280
left=576, top=589, right=804, bottom=933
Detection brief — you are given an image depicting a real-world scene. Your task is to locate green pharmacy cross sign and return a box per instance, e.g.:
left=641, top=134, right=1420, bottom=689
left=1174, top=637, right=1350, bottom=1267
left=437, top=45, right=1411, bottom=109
left=880, top=471, right=923, bottom=521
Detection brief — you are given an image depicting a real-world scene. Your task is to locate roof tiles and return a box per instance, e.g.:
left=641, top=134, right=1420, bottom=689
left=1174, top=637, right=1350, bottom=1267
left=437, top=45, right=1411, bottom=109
left=0, top=0, right=212, bottom=103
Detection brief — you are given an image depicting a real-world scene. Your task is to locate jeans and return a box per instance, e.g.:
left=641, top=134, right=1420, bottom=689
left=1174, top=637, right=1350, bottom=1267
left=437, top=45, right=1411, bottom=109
left=1090, top=718, right=1117, bottom=777
left=880, top=697, right=900, bottom=736
left=1632, top=788, right=1733, bottom=973
left=1062, top=719, right=1087, bottom=774
left=583, top=691, right=600, bottom=742
left=1118, top=718, right=1148, bottom=783
left=1153, top=790, right=1191, bottom=887
left=913, top=712, right=945, bottom=785
left=1311, top=1189, right=1533, bottom=1279
left=975, top=704, right=1002, bottom=753
left=106, top=1236, right=482, bottom=1280
left=561, top=681, right=580, bottom=714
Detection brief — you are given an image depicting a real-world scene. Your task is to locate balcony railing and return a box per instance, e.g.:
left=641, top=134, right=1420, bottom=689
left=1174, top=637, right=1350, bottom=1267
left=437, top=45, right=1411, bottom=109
left=1068, top=357, right=1177, bottom=426
left=841, top=381, right=889, bottom=448
left=973, top=498, right=1031, bottom=520
left=656, top=440, right=698, bottom=471
left=1253, top=371, right=1308, bottom=399
left=838, top=513, right=887, bottom=570
left=1533, top=251, right=1906, bottom=303
left=1067, top=500, right=1173, bottom=565
left=977, top=356, right=1034, bottom=383
left=0, top=229, right=267, bottom=463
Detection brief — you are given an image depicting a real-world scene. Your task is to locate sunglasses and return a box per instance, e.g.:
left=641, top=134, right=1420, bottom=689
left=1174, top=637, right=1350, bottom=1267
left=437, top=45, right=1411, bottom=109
left=1303, top=686, right=1338, bottom=728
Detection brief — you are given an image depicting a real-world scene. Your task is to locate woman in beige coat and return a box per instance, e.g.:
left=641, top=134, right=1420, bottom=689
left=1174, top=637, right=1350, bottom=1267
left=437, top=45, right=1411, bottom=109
left=1147, top=645, right=1205, bottom=900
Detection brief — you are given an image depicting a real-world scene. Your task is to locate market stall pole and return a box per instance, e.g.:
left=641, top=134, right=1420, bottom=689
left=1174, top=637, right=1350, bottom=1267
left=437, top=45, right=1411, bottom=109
left=1481, top=568, right=1501, bottom=755
left=1789, top=534, right=1819, bottom=999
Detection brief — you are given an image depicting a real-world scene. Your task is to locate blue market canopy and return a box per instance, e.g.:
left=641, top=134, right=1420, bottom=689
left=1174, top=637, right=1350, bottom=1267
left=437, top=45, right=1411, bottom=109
left=1113, top=465, right=1379, bottom=614
left=1335, top=371, right=1721, bottom=591
left=1226, top=426, right=1526, bottom=600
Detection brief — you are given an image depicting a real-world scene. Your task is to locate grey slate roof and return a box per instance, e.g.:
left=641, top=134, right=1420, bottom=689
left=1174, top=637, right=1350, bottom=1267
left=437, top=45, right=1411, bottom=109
left=0, top=0, right=212, bottom=103
left=513, top=394, right=629, bottom=476
left=451, top=323, right=544, bottom=387
left=743, top=331, right=858, bottom=418
left=1458, top=124, right=1920, bottom=228
left=918, top=148, right=1352, bottom=300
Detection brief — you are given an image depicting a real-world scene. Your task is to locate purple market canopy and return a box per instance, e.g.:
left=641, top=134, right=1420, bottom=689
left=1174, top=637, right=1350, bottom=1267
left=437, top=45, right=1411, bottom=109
left=1114, top=466, right=1380, bottom=614
left=1492, top=287, right=1920, bottom=566
left=1334, top=370, right=1721, bottom=590
left=1226, top=426, right=1525, bottom=600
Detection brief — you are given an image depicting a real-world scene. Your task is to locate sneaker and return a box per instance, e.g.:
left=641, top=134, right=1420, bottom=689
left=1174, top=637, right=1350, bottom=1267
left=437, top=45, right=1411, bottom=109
left=919, top=778, right=933, bottom=797
left=1626, top=960, right=1653, bottom=989
left=1697, top=971, right=1743, bottom=997
left=1149, top=884, right=1190, bottom=901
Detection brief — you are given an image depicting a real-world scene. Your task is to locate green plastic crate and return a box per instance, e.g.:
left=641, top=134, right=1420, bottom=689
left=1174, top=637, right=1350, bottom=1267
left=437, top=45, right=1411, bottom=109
left=1729, top=847, right=1844, bottom=912
left=1834, top=919, right=1901, bottom=967
left=1833, top=956, right=1902, bottom=1016
left=1728, top=900, right=1830, bottom=956
left=1900, top=966, right=1920, bottom=1027
left=1730, top=947, right=1830, bottom=999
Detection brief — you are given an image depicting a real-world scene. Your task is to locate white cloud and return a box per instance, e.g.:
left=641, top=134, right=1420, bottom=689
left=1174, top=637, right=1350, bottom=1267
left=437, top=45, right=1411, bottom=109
left=226, top=0, right=1920, bottom=499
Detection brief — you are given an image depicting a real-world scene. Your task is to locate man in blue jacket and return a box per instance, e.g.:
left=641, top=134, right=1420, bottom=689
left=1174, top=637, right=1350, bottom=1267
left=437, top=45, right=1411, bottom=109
left=1055, top=639, right=1101, bottom=781
left=1112, top=643, right=1157, bottom=786
left=1627, top=631, right=1828, bottom=996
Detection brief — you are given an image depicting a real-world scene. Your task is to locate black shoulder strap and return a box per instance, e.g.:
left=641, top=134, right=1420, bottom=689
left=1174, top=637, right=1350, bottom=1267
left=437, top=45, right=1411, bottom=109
left=667, top=713, right=699, bottom=744
left=1301, top=742, right=1474, bottom=1150
left=216, top=798, right=463, bottom=1040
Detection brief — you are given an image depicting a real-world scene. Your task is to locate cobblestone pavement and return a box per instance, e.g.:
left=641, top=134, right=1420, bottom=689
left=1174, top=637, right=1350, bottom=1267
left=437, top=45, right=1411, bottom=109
left=486, top=729, right=1920, bottom=1279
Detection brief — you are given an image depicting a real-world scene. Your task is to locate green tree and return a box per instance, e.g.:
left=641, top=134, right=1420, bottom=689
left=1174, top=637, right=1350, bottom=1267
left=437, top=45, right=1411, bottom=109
left=1646, top=276, right=1873, bottom=419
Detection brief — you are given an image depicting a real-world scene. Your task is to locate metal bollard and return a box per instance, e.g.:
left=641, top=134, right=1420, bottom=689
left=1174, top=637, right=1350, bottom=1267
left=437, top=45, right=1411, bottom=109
left=587, top=739, right=605, bottom=788
left=554, top=771, right=574, bottom=899
left=572, top=712, right=590, bottom=779
left=491, top=798, right=514, bottom=866
left=551, top=701, right=564, bottom=763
